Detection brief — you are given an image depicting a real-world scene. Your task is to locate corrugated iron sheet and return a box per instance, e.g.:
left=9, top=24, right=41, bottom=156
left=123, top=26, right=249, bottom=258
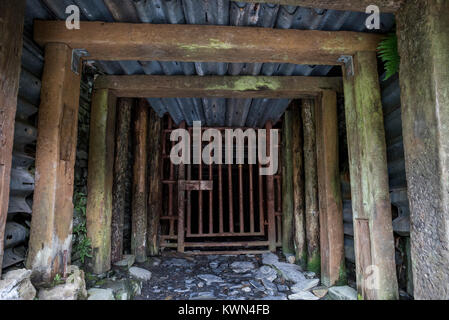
left=24, top=0, right=395, bottom=127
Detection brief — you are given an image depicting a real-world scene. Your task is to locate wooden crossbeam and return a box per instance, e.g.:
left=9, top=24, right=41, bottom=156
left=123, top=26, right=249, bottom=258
left=94, top=75, right=342, bottom=98
left=239, top=0, right=403, bottom=13
left=34, top=21, right=382, bottom=65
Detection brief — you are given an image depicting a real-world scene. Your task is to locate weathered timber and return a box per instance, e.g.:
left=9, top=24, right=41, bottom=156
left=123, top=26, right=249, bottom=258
left=343, top=52, right=398, bottom=300
left=239, top=0, right=403, bottom=13
left=147, top=108, right=163, bottom=256
left=291, top=102, right=306, bottom=267
left=111, top=98, right=133, bottom=263
left=94, top=76, right=343, bottom=98
left=86, top=89, right=116, bottom=274
left=397, top=0, right=449, bottom=300
left=34, top=21, right=382, bottom=65
left=315, top=90, right=345, bottom=287
left=0, top=0, right=25, bottom=276
left=282, top=108, right=295, bottom=256
left=26, top=43, right=81, bottom=283
left=302, top=99, right=320, bottom=274
left=177, top=122, right=187, bottom=253
left=131, top=99, right=149, bottom=263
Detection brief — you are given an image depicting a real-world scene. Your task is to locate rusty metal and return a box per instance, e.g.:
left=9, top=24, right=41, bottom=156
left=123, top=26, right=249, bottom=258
left=160, top=117, right=282, bottom=253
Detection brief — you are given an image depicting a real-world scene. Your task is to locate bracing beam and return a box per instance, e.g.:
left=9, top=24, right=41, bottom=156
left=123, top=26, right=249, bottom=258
left=34, top=21, right=382, bottom=65
left=95, top=76, right=343, bottom=98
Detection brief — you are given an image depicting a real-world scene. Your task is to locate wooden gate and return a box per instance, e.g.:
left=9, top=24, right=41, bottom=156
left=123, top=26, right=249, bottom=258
left=160, top=117, right=282, bottom=254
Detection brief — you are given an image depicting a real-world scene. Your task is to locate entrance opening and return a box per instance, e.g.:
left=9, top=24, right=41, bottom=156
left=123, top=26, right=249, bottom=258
left=160, top=116, right=282, bottom=254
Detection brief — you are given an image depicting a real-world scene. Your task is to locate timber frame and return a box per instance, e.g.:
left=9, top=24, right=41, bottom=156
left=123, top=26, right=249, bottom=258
left=0, top=16, right=402, bottom=300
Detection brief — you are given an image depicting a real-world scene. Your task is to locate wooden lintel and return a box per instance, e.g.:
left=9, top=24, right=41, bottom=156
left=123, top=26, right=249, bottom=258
left=95, top=76, right=343, bottom=98
left=239, top=0, right=403, bottom=13
left=34, top=21, right=382, bottom=65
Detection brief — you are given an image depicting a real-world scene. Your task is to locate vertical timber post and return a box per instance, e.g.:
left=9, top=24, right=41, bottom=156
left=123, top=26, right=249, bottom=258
left=86, top=89, right=116, bottom=274
left=0, top=0, right=25, bottom=276
left=302, top=99, right=320, bottom=274
left=291, top=102, right=306, bottom=267
left=397, top=0, right=449, bottom=300
left=26, top=43, right=81, bottom=283
left=132, top=99, right=149, bottom=263
left=343, top=51, right=399, bottom=300
left=282, top=108, right=295, bottom=256
left=266, top=121, right=277, bottom=252
left=147, top=108, right=162, bottom=256
left=315, top=91, right=345, bottom=287
left=111, top=98, right=133, bottom=263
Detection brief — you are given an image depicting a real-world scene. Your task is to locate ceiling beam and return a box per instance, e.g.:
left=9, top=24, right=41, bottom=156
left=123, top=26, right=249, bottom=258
left=34, top=21, right=383, bottom=66
left=94, top=75, right=342, bottom=98
left=237, top=0, right=403, bottom=13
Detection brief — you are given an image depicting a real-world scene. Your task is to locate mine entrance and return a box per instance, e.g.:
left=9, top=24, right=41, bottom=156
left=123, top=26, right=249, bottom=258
left=160, top=117, right=282, bottom=254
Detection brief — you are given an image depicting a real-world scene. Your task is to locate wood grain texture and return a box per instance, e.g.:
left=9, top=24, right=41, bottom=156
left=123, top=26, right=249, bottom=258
left=0, top=0, right=25, bottom=277
left=34, top=21, right=383, bottom=65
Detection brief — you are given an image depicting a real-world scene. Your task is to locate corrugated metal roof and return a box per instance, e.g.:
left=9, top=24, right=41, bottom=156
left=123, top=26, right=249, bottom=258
left=24, top=0, right=395, bottom=127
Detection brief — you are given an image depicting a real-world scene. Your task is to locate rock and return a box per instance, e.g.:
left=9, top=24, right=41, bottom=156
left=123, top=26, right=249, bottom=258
left=261, top=294, right=288, bottom=300
left=0, top=269, right=36, bottom=300
left=291, top=278, right=320, bottom=292
left=288, top=291, right=320, bottom=300
left=328, top=286, right=357, bottom=300
left=241, top=286, right=251, bottom=293
left=255, top=266, right=277, bottom=282
left=197, top=282, right=205, bottom=288
left=272, top=262, right=306, bottom=284
left=113, top=255, right=135, bottom=268
left=96, top=278, right=140, bottom=300
left=38, top=266, right=87, bottom=300
left=197, top=274, right=224, bottom=285
left=151, top=258, right=161, bottom=266
left=230, top=261, right=255, bottom=273
left=87, top=288, right=115, bottom=300
left=209, top=261, right=219, bottom=269
left=191, top=292, right=216, bottom=300
left=249, top=280, right=265, bottom=292
left=262, top=252, right=279, bottom=265
left=261, top=278, right=278, bottom=296
left=312, top=286, right=329, bottom=299
left=129, top=267, right=152, bottom=281
left=277, top=284, right=289, bottom=292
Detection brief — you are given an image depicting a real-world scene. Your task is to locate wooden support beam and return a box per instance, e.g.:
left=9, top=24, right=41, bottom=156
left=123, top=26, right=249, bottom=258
left=147, top=108, right=163, bottom=257
left=315, top=91, right=345, bottom=287
left=397, top=0, right=449, bottom=300
left=86, top=89, right=116, bottom=274
left=239, top=0, right=403, bottom=13
left=34, top=21, right=382, bottom=65
left=111, top=98, right=133, bottom=263
left=132, top=99, right=149, bottom=263
left=266, top=122, right=277, bottom=252
left=282, top=107, right=295, bottom=256
left=95, top=76, right=343, bottom=98
left=302, top=99, right=320, bottom=274
left=343, top=51, right=398, bottom=300
left=0, top=0, right=25, bottom=277
left=26, top=43, right=81, bottom=283
left=291, top=102, right=307, bottom=267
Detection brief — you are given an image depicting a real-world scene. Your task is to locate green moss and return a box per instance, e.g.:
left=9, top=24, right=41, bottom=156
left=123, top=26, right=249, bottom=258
left=207, top=77, right=281, bottom=92
left=307, top=251, right=321, bottom=274
left=336, top=260, right=347, bottom=286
